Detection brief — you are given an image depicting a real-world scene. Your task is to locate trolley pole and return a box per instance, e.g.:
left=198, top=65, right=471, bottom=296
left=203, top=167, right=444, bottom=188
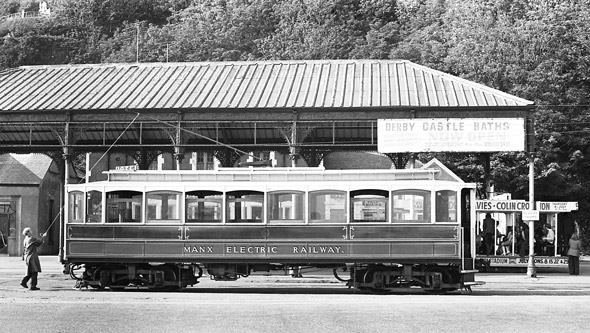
left=526, top=153, right=537, bottom=278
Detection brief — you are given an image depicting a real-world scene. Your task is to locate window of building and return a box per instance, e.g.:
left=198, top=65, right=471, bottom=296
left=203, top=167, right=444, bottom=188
left=86, top=190, right=102, bottom=223
left=436, top=190, right=457, bottom=222
left=350, top=190, right=388, bottom=223
left=196, top=152, right=216, bottom=170
left=392, top=190, right=431, bottom=223
left=0, top=200, right=17, bottom=238
left=146, top=191, right=180, bottom=222
left=268, top=191, right=304, bottom=223
left=186, top=191, right=223, bottom=223
left=69, top=191, right=84, bottom=223
left=106, top=191, right=142, bottom=223
left=227, top=191, right=264, bottom=223
left=309, top=190, right=346, bottom=223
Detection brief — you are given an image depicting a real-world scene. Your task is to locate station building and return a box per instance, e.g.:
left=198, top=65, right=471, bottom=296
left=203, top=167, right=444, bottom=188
left=0, top=59, right=535, bottom=258
left=0, top=153, right=78, bottom=256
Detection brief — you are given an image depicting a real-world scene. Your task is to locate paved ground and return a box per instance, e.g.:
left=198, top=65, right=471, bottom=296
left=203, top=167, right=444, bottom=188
left=2, top=255, right=590, bottom=295
left=3, top=256, right=590, bottom=332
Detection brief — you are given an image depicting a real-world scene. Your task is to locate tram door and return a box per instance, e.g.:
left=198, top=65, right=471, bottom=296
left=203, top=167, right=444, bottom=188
left=461, top=189, right=471, bottom=257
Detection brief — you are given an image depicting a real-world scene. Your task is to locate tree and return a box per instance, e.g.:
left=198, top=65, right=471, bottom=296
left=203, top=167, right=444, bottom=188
left=52, top=0, right=177, bottom=37
left=0, top=1, right=21, bottom=16
left=0, top=18, right=91, bottom=69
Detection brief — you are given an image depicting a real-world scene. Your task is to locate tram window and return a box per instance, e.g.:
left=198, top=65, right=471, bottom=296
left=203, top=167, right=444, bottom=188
left=186, top=191, right=223, bottom=223
left=106, top=191, right=142, bottom=223
left=146, top=191, right=180, bottom=222
left=86, top=190, right=102, bottom=223
left=227, top=191, right=264, bottom=223
left=350, top=190, right=388, bottom=223
left=69, top=191, right=84, bottom=223
left=309, top=190, right=346, bottom=223
left=392, top=190, right=430, bottom=223
left=268, top=191, right=304, bottom=223
left=436, top=190, right=457, bottom=222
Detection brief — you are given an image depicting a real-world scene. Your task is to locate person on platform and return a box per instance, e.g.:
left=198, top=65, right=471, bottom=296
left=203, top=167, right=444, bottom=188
left=501, top=226, right=514, bottom=255
left=567, top=233, right=582, bottom=275
left=483, top=213, right=497, bottom=256
left=517, top=221, right=529, bottom=258
left=21, top=227, right=46, bottom=290
left=541, top=223, right=555, bottom=255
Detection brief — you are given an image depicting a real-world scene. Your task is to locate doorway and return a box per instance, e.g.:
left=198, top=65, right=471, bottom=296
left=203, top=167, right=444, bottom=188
left=0, top=201, right=17, bottom=255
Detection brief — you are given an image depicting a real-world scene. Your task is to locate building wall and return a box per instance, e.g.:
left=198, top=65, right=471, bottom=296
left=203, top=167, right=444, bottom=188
left=323, top=152, right=393, bottom=169
left=37, top=170, right=62, bottom=255
left=0, top=186, right=40, bottom=256
left=0, top=160, right=66, bottom=256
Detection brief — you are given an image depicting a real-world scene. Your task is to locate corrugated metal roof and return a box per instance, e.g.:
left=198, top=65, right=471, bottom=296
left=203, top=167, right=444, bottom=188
left=0, top=60, right=533, bottom=112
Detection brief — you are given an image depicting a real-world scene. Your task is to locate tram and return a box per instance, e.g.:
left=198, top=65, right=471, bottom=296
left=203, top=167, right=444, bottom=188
left=63, top=158, right=480, bottom=293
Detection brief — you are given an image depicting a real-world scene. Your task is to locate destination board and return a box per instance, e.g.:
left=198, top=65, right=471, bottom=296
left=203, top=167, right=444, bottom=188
left=475, top=200, right=530, bottom=212
left=536, top=201, right=578, bottom=212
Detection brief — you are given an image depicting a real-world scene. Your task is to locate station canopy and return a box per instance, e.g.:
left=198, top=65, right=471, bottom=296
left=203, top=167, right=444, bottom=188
left=0, top=59, right=534, bottom=157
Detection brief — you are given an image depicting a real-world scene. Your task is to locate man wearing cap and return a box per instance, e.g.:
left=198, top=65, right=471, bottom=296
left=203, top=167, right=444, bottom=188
left=21, top=227, right=46, bottom=291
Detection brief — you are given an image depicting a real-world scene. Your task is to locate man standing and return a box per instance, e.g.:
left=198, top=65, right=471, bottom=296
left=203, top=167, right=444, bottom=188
left=21, top=227, right=46, bottom=291
left=542, top=223, right=555, bottom=255
left=483, top=213, right=497, bottom=255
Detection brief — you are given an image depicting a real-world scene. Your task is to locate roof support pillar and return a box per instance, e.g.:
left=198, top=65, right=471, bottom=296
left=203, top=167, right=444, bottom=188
left=278, top=111, right=314, bottom=167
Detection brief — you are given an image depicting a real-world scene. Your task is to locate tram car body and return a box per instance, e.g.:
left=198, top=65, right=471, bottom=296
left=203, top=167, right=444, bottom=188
left=63, top=158, right=479, bottom=293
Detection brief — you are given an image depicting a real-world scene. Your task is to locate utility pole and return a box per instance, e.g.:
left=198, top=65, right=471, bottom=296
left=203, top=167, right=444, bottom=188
left=526, top=114, right=537, bottom=278
left=136, top=24, right=140, bottom=63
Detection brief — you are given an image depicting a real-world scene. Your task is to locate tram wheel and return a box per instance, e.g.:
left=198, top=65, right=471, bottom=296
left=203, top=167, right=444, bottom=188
left=423, top=288, right=449, bottom=295
left=461, top=286, right=473, bottom=295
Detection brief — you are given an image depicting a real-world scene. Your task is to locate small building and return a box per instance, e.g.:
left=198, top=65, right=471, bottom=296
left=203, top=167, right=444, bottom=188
left=0, top=153, right=74, bottom=256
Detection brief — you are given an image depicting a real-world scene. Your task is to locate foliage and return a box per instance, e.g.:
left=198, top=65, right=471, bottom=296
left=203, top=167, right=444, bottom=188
left=51, top=0, right=177, bottom=36
left=0, top=1, right=22, bottom=16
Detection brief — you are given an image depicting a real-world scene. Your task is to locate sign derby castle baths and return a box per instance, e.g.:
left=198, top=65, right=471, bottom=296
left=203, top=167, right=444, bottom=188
left=377, top=118, right=525, bottom=152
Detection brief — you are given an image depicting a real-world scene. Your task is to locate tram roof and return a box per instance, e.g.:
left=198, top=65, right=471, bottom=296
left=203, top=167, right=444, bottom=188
left=93, top=158, right=469, bottom=185
left=0, top=59, right=533, bottom=112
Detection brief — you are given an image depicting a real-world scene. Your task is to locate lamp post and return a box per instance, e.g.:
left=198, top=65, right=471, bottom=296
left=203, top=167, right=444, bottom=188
left=526, top=152, right=537, bottom=278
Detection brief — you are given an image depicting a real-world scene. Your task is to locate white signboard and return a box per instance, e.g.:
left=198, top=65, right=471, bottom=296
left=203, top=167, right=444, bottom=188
left=377, top=118, right=526, bottom=152
left=536, top=201, right=578, bottom=212
left=115, top=165, right=138, bottom=171
left=522, top=210, right=539, bottom=221
left=475, top=200, right=531, bottom=212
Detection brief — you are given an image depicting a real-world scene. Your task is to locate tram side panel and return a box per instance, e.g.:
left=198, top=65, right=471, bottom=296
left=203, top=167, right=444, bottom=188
left=65, top=224, right=461, bottom=264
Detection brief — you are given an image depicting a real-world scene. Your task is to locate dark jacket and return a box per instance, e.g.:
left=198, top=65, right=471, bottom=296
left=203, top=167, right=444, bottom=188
left=567, top=238, right=582, bottom=257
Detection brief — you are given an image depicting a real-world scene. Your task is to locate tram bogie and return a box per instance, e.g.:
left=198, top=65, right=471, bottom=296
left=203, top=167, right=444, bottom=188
left=63, top=159, right=482, bottom=293
left=343, top=263, right=462, bottom=293
left=70, top=263, right=201, bottom=290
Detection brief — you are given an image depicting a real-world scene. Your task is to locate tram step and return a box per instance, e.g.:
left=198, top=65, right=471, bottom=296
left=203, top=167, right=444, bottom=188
left=461, top=269, right=479, bottom=274
left=464, top=281, right=486, bottom=286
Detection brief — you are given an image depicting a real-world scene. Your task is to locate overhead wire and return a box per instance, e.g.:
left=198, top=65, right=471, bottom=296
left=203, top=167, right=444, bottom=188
left=127, top=110, right=266, bottom=161
left=41, top=113, right=141, bottom=236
